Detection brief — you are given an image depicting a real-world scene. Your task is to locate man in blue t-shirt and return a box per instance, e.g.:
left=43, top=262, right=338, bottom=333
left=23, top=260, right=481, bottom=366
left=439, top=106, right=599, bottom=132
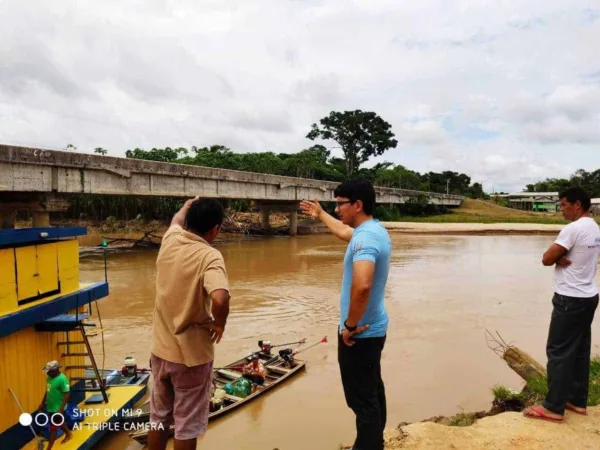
left=301, top=179, right=391, bottom=450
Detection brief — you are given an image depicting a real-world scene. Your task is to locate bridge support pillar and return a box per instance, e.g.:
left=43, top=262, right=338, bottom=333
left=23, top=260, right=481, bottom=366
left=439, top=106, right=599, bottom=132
left=289, top=209, right=298, bottom=236
left=0, top=193, right=69, bottom=229
left=0, top=211, right=16, bottom=229
left=252, top=201, right=306, bottom=236
left=33, top=211, right=50, bottom=228
left=260, top=207, right=270, bottom=230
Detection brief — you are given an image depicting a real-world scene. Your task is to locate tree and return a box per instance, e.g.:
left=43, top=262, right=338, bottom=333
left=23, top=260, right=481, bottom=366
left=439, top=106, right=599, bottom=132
left=467, top=182, right=485, bottom=199
left=583, top=169, right=600, bottom=197
left=571, top=169, right=589, bottom=187
left=279, top=145, right=339, bottom=179
left=122, top=141, right=485, bottom=196
left=94, top=147, right=108, bottom=155
left=306, top=110, right=398, bottom=176
left=526, top=178, right=570, bottom=193
left=192, top=145, right=231, bottom=154
left=125, top=147, right=188, bottom=162
left=65, top=144, right=77, bottom=151
left=421, top=171, right=471, bottom=195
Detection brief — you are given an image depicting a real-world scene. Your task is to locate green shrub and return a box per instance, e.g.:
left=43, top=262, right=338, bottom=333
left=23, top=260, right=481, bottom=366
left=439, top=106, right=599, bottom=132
left=447, top=412, right=478, bottom=427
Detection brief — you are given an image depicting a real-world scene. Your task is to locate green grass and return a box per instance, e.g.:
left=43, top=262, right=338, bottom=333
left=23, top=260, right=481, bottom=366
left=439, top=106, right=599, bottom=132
left=523, top=376, right=549, bottom=402
left=588, top=356, right=600, bottom=406
left=492, top=385, right=521, bottom=402
left=377, top=198, right=573, bottom=225
left=386, top=214, right=568, bottom=225
left=447, top=412, right=479, bottom=427
left=590, top=355, right=600, bottom=377
left=490, top=356, right=600, bottom=415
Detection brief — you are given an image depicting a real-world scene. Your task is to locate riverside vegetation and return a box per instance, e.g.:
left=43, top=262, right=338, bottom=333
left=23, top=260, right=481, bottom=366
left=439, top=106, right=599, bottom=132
left=61, top=107, right=599, bottom=226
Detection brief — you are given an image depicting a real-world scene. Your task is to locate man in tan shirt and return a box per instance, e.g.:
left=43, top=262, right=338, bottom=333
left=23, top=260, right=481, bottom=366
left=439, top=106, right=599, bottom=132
left=149, top=197, right=231, bottom=450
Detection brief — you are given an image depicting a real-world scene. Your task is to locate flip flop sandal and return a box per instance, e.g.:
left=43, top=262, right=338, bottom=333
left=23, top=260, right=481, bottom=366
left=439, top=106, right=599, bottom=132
left=565, top=404, right=588, bottom=415
left=523, top=406, right=564, bottom=423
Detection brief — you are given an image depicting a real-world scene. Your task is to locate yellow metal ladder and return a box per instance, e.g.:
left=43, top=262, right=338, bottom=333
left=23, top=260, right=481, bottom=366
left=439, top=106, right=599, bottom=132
left=36, top=313, right=109, bottom=403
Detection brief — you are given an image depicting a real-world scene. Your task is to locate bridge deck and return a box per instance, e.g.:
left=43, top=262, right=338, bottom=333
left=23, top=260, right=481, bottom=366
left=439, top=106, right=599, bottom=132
left=0, top=145, right=463, bottom=206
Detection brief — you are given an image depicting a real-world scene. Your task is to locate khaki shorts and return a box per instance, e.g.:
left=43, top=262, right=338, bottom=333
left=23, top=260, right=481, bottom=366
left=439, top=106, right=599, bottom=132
left=150, top=354, right=213, bottom=440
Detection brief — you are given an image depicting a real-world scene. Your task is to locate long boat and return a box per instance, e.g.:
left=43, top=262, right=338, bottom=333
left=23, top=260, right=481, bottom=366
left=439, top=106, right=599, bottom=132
left=128, top=347, right=307, bottom=444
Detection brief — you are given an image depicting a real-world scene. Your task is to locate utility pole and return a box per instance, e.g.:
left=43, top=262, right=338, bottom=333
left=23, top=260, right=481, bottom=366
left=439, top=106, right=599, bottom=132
left=446, top=179, right=450, bottom=195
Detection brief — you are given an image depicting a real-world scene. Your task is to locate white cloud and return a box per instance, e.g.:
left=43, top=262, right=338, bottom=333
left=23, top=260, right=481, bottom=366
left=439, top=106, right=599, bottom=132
left=504, top=84, right=600, bottom=145
left=398, top=120, right=449, bottom=146
left=229, top=108, right=294, bottom=134
left=0, top=0, right=599, bottom=191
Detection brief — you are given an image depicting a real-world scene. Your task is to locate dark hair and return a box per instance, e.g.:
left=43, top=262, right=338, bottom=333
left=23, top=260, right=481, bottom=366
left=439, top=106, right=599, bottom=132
left=185, top=198, right=225, bottom=234
left=559, top=186, right=591, bottom=211
left=333, top=179, right=376, bottom=215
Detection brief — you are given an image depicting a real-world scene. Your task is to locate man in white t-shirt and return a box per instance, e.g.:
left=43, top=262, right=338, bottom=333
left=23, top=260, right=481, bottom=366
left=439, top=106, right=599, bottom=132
left=524, top=187, right=600, bottom=423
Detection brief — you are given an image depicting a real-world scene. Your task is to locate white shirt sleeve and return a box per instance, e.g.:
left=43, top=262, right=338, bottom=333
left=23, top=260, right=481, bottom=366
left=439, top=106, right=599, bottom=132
left=555, top=223, right=577, bottom=251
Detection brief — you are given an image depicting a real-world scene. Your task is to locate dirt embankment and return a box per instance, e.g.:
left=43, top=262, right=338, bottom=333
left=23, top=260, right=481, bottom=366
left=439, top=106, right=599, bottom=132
left=380, top=222, right=564, bottom=235
left=18, top=212, right=298, bottom=235
left=384, top=407, right=600, bottom=449
left=21, top=199, right=570, bottom=236
left=19, top=215, right=566, bottom=236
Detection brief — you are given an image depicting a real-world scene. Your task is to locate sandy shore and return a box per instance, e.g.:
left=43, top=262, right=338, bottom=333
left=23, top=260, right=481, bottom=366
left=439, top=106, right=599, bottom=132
left=299, top=220, right=565, bottom=236
left=384, top=407, right=600, bottom=449
left=29, top=217, right=565, bottom=237
left=380, top=222, right=564, bottom=235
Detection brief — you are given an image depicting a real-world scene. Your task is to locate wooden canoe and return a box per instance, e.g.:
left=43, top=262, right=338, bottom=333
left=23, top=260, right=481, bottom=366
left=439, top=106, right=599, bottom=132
left=128, top=350, right=307, bottom=444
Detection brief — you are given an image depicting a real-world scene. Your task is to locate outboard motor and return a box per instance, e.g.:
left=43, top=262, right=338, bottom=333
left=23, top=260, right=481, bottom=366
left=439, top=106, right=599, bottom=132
left=122, top=356, right=138, bottom=378
left=279, top=348, right=295, bottom=367
left=258, top=340, right=273, bottom=355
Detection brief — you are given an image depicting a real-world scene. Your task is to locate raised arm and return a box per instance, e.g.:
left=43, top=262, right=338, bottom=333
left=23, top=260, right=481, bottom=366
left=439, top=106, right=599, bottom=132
left=171, top=196, right=199, bottom=227
left=300, top=198, right=354, bottom=242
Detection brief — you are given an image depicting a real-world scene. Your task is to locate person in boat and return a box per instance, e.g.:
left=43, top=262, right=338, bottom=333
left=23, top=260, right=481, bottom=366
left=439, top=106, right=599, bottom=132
left=38, top=360, right=73, bottom=450
left=300, top=179, right=391, bottom=450
left=243, top=354, right=266, bottom=385
left=149, top=197, right=231, bottom=450
left=524, top=187, right=600, bottom=423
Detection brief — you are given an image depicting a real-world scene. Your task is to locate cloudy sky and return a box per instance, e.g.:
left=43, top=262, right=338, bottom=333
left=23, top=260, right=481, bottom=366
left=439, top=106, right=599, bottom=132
left=1, top=1, right=599, bottom=192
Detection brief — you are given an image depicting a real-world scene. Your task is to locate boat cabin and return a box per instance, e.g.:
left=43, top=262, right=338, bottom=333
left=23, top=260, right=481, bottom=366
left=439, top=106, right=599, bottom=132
left=0, top=226, right=147, bottom=450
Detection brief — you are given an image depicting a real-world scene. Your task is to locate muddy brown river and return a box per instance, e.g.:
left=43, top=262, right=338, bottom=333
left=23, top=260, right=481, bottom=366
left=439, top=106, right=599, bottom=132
left=75, top=232, right=600, bottom=450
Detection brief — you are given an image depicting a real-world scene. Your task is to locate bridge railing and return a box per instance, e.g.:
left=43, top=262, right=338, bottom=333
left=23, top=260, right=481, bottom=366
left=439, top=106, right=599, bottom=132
left=0, top=145, right=464, bottom=204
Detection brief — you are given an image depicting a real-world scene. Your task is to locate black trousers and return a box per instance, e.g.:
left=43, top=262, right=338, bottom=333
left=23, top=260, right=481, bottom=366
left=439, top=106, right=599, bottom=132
left=338, top=333, right=386, bottom=450
left=243, top=374, right=265, bottom=385
left=543, top=293, right=599, bottom=415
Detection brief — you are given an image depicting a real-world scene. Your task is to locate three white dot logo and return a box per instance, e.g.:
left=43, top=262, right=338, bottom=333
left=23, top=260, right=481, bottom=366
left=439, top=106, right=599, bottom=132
left=19, top=412, right=65, bottom=427
left=19, top=413, right=33, bottom=426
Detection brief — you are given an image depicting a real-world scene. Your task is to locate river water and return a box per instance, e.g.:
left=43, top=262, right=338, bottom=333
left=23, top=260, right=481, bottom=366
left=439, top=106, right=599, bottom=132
left=77, top=232, right=600, bottom=450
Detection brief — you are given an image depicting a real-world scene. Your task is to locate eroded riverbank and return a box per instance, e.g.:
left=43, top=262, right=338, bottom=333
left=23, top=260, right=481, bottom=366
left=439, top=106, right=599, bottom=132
left=380, top=221, right=564, bottom=235
left=384, top=406, right=600, bottom=449
left=24, top=216, right=566, bottom=237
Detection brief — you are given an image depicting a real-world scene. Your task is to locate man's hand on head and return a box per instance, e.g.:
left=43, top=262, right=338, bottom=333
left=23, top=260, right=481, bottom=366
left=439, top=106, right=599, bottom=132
left=183, top=196, right=200, bottom=211
left=171, top=196, right=200, bottom=227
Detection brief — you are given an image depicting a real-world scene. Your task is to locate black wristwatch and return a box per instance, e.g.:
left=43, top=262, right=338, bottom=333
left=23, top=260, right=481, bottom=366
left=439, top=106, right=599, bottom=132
left=344, top=320, right=357, bottom=332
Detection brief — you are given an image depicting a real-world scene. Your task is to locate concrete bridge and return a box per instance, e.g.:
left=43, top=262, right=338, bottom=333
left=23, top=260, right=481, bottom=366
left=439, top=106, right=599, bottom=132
left=0, top=144, right=464, bottom=235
